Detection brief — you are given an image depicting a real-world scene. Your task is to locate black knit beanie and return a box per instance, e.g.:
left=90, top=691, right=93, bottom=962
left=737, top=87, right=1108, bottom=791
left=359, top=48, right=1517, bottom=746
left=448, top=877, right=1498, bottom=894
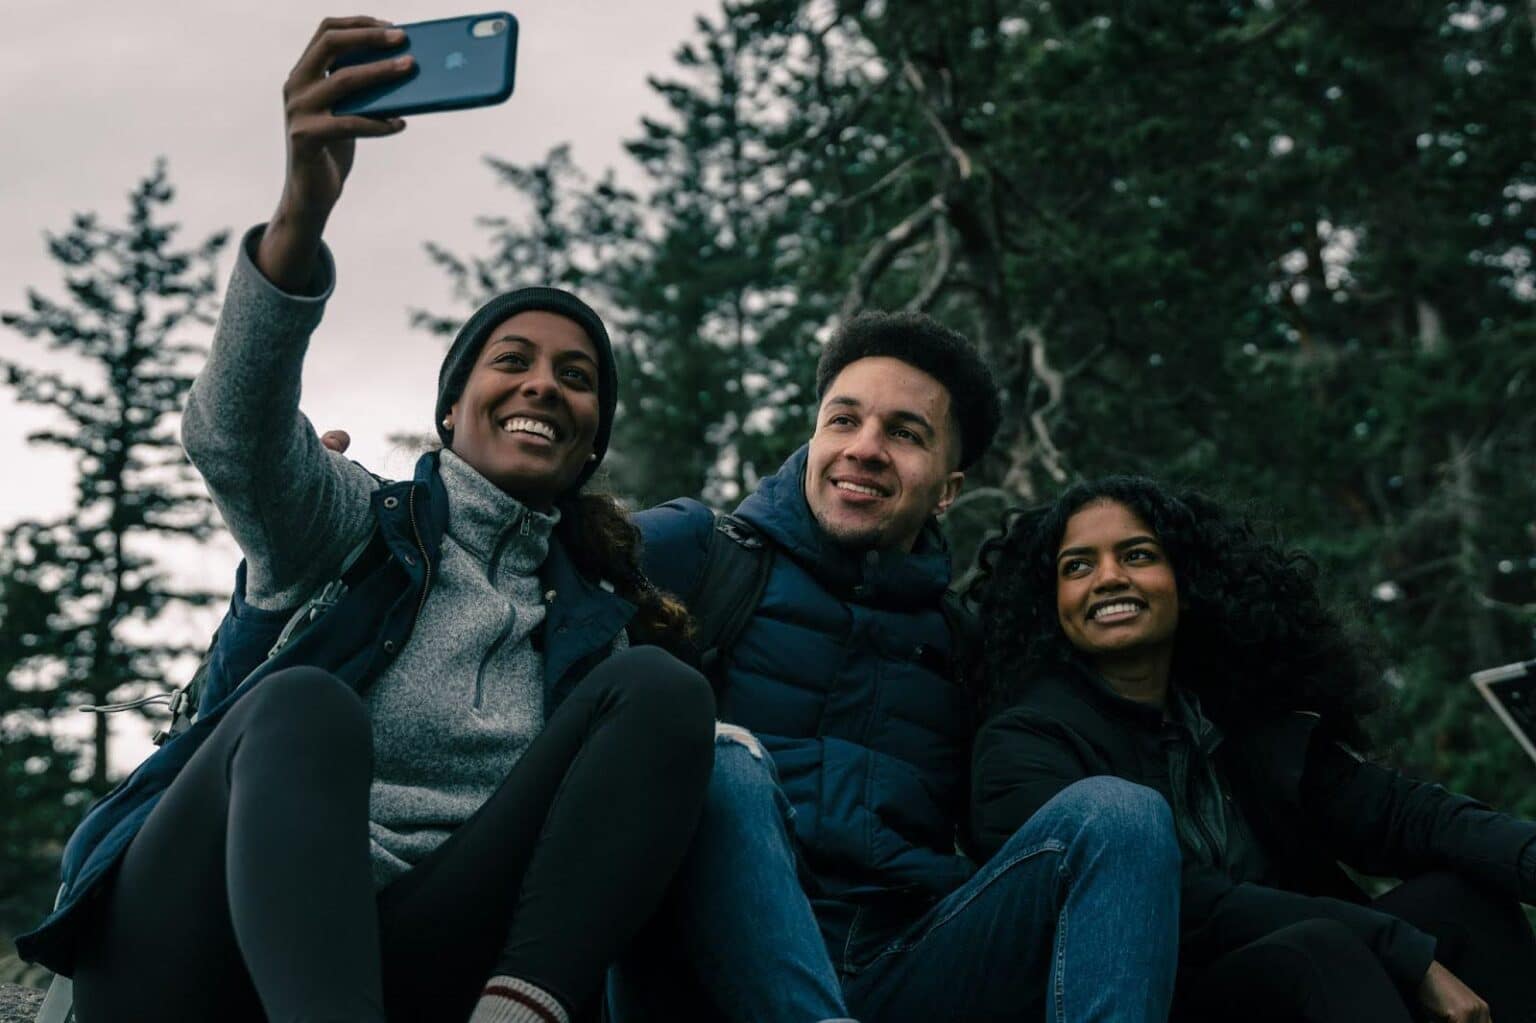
left=435, top=286, right=618, bottom=491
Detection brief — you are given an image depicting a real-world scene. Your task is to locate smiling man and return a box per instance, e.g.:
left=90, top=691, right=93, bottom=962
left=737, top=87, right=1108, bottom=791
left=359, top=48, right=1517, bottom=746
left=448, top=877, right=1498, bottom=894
left=615, top=311, right=1182, bottom=1023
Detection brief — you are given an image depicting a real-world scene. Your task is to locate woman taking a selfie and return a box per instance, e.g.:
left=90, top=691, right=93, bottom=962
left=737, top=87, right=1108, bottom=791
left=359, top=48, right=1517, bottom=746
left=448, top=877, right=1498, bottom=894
left=967, top=475, right=1536, bottom=1023
left=18, top=18, right=714, bottom=1023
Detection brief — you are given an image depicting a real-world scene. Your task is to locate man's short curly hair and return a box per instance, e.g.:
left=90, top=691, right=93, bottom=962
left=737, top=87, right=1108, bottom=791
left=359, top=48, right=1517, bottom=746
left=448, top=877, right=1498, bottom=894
left=815, top=311, right=1002, bottom=470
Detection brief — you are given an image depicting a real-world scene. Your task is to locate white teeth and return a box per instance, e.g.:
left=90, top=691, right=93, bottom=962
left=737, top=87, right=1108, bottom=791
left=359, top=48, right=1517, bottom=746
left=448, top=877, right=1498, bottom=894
left=835, top=481, right=883, bottom=497
left=501, top=417, right=556, bottom=441
left=1092, top=601, right=1142, bottom=620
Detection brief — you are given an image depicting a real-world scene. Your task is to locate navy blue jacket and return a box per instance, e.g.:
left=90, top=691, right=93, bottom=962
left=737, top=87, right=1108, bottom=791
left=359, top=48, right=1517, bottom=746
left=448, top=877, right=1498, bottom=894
left=19, top=452, right=635, bottom=974
left=635, top=446, right=975, bottom=963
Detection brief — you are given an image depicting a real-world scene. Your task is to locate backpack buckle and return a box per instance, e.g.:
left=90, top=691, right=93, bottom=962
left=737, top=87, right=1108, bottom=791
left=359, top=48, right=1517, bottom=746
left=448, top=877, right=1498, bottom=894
left=716, top=516, right=764, bottom=550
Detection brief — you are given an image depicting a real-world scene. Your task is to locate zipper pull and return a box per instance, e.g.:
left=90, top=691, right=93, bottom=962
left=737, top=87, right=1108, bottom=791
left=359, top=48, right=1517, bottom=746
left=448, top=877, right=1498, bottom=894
left=520, top=512, right=531, bottom=536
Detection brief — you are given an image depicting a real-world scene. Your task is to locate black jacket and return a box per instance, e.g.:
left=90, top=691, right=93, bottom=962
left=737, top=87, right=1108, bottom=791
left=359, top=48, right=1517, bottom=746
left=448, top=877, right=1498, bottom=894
left=970, top=664, right=1536, bottom=994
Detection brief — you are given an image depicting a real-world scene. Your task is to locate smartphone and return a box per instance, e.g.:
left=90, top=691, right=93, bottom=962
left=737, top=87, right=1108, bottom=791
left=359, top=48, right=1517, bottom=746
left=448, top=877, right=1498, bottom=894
left=331, top=12, right=518, bottom=118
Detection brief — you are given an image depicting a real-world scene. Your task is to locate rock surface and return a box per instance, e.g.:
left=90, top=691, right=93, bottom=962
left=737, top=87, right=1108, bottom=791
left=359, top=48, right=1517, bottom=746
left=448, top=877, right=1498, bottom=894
left=0, top=984, right=43, bottom=1023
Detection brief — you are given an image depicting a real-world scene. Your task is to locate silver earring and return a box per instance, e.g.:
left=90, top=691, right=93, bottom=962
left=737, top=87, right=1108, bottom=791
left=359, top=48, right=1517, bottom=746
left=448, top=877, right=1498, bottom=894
left=588, top=453, right=598, bottom=461
left=442, top=416, right=453, bottom=430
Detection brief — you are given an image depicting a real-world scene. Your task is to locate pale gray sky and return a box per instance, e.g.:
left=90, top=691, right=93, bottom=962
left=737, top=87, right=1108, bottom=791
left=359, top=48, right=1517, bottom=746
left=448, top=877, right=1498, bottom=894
left=1, top=0, right=709, bottom=770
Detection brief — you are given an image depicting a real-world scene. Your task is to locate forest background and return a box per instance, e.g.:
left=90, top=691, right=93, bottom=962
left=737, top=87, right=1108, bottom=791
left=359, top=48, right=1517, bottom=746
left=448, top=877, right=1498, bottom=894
left=2, top=0, right=1534, bottom=982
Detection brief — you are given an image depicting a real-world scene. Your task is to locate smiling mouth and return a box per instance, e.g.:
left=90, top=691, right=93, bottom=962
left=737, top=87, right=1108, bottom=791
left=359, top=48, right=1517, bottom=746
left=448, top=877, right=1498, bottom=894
left=499, top=416, right=560, bottom=442
left=1089, top=599, right=1145, bottom=623
left=833, top=480, right=887, bottom=498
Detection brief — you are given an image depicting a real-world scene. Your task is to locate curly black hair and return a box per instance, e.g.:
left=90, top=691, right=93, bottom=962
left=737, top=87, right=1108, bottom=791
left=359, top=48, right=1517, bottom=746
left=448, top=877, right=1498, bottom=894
left=816, top=311, right=1002, bottom=470
left=967, top=475, right=1386, bottom=749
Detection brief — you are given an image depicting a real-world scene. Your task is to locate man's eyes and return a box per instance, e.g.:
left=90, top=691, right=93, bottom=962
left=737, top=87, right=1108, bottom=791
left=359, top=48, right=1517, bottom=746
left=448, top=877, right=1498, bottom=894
left=825, top=416, right=922, bottom=442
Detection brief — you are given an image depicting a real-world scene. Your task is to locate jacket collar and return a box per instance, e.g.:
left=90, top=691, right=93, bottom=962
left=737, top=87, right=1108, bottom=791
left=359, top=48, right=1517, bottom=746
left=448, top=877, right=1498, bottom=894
left=408, top=449, right=634, bottom=684
left=1040, top=659, right=1318, bottom=800
left=437, top=449, right=558, bottom=573
left=734, top=444, right=951, bottom=607
left=1053, top=658, right=1167, bottom=728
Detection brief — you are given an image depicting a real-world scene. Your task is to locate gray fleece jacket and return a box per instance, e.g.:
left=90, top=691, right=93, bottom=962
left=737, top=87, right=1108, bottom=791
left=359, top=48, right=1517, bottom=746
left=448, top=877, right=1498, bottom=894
left=182, top=226, right=601, bottom=885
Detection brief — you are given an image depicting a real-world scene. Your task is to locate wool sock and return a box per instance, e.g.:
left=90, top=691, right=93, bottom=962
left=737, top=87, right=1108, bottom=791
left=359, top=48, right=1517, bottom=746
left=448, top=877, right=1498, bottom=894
left=467, top=975, right=569, bottom=1023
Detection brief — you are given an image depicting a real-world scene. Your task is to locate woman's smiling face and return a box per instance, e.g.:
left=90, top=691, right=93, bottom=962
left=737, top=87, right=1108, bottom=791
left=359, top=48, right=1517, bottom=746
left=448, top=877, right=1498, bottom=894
left=1054, top=499, right=1180, bottom=669
left=447, top=310, right=600, bottom=509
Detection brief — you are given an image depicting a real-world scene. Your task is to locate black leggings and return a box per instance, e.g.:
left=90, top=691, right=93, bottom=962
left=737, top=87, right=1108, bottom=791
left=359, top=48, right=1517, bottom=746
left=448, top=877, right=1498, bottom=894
left=71, top=646, right=715, bottom=1023
left=1179, top=872, right=1536, bottom=1023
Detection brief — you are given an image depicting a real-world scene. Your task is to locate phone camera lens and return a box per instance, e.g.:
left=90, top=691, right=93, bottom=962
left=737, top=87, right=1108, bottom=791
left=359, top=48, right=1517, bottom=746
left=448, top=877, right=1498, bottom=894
left=472, top=18, right=507, bottom=38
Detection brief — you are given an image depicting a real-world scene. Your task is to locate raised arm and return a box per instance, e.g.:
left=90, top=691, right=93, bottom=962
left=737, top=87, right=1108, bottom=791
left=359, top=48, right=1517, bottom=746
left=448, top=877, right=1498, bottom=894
left=182, top=18, right=415, bottom=609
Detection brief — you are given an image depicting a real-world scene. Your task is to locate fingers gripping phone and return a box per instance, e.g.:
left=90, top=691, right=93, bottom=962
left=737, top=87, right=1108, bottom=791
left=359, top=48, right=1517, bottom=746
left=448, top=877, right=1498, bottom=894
left=332, top=12, right=518, bottom=118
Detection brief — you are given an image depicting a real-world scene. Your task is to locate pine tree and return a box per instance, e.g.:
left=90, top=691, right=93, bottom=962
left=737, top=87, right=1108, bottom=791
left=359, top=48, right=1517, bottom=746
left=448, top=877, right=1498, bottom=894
left=414, top=0, right=1535, bottom=808
left=0, top=161, right=227, bottom=799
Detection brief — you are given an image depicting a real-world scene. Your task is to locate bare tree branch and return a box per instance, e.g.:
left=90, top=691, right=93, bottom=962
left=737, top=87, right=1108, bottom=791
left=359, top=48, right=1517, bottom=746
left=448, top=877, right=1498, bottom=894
left=1024, top=325, right=1070, bottom=485
left=901, top=58, right=973, bottom=181
left=840, top=194, right=946, bottom=321
left=837, top=151, right=940, bottom=209
left=1227, top=0, right=1311, bottom=50
left=906, top=220, right=953, bottom=313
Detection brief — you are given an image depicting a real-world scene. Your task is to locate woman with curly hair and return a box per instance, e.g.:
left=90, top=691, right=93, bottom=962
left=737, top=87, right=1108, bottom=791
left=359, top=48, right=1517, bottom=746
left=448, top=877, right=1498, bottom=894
left=967, top=475, right=1536, bottom=1023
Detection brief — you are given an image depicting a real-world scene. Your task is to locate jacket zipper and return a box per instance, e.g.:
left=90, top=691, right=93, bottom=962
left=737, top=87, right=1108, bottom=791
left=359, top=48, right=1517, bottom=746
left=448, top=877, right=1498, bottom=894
left=407, top=487, right=432, bottom=628
left=473, top=508, right=527, bottom=711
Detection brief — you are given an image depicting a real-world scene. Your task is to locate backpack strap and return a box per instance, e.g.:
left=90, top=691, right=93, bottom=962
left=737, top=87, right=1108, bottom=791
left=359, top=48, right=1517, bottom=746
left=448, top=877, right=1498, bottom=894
left=154, top=528, right=386, bottom=746
left=687, top=514, right=774, bottom=684
left=938, top=589, right=981, bottom=687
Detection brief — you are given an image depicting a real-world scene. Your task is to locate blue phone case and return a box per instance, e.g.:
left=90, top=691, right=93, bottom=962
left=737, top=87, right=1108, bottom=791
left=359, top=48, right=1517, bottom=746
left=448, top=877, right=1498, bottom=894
left=331, top=12, right=517, bottom=118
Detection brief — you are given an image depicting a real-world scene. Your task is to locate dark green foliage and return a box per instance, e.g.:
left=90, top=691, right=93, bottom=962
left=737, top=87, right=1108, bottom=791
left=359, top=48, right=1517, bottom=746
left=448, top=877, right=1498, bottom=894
left=0, top=162, right=226, bottom=936
left=420, top=2, right=1534, bottom=810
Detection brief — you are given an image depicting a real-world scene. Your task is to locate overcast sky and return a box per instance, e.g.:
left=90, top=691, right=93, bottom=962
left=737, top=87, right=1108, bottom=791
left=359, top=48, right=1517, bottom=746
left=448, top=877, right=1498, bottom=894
left=1, top=0, right=709, bottom=769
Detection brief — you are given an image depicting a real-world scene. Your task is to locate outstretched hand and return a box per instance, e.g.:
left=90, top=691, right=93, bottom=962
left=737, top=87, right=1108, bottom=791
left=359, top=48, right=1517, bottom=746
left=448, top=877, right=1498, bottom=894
left=1419, top=960, right=1491, bottom=1023
left=258, top=16, right=415, bottom=291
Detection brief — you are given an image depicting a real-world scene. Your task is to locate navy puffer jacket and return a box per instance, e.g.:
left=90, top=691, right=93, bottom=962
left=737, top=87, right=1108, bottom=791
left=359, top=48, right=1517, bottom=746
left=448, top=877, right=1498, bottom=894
left=635, top=445, right=975, bottom=961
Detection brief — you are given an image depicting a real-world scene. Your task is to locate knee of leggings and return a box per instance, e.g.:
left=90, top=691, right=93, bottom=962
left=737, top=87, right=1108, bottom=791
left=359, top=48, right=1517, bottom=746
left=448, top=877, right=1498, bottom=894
left=1037, top=776, right=1178, bottom=864
left=242, top=666, right=371, bottom=754
left=605, top=646, right=716, bottom=748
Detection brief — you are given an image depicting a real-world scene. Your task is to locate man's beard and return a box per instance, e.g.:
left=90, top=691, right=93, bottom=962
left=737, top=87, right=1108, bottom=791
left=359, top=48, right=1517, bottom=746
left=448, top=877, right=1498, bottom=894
left=814, top=512, right=885, bottom=553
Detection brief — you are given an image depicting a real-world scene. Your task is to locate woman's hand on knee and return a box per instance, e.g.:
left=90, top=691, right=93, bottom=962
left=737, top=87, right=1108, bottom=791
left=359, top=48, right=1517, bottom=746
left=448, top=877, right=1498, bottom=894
left=259, top=16, right=413, bottom=290
left=1418, top=960, right=1491, bottom=1023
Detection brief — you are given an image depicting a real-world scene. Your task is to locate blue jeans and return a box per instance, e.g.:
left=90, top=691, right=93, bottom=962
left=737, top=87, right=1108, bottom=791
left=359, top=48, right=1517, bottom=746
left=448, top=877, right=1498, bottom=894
left=610, top=743, right=1178, bottom=1023
left=608, top=735, right=853, bottom=1023
left=841, top=776, right=1180, bottom=1022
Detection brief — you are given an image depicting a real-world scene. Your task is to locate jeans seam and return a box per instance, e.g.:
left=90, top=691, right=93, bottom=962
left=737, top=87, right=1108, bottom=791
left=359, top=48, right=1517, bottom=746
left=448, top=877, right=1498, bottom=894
left=1053, top=860, right=1073, bottom=1023
left=860, top=838, right=1068, bottom=968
